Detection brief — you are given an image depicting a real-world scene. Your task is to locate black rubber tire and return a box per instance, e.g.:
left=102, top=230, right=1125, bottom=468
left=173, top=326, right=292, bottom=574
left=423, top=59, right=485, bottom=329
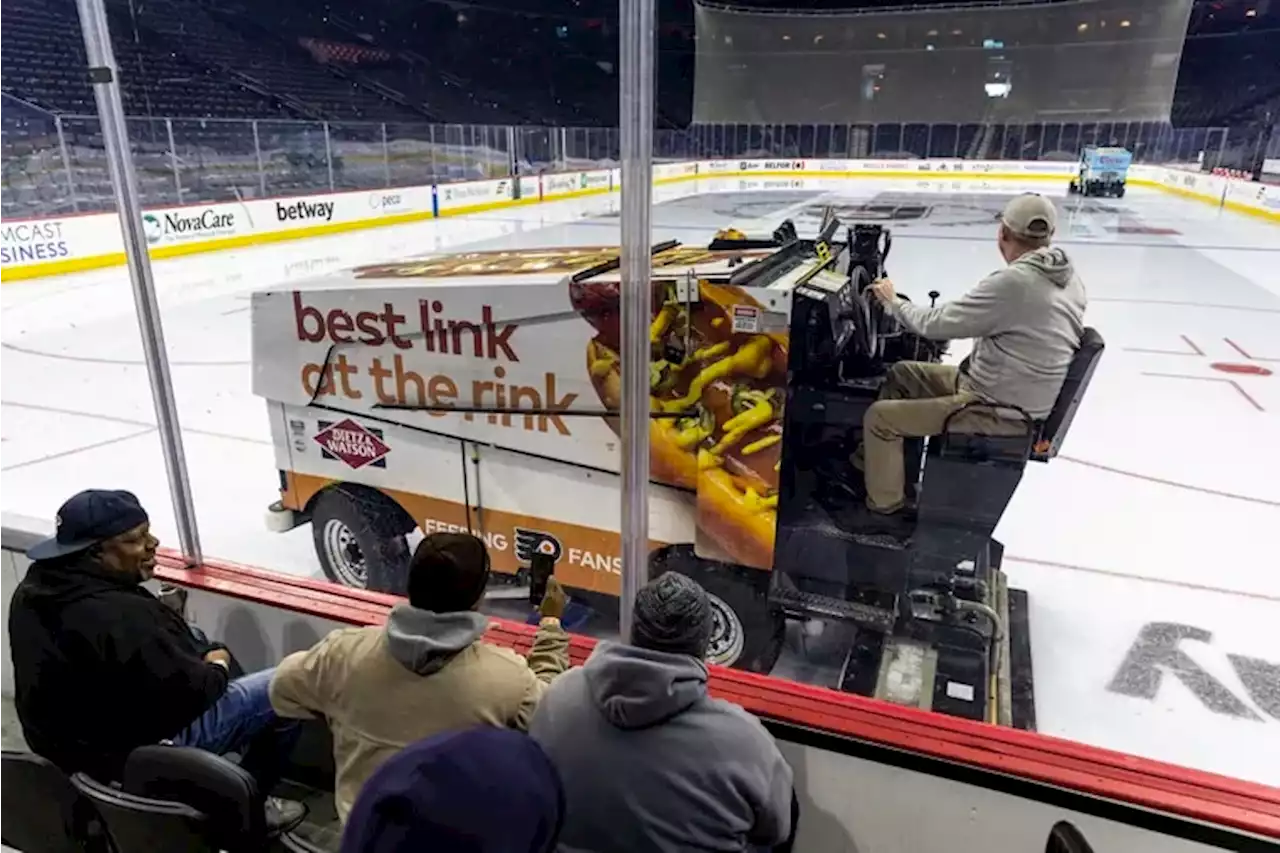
left=310, top=485, right=413, bottom=594
left=1115, top=185, right=1125, bottom=198
left=649, top=544, right=786, bottom=674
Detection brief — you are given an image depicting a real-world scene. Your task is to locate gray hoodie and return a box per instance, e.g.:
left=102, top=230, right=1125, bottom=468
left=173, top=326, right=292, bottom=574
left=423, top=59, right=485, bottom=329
left=529, top=642, right=793, bottom=853
left=384, top=605, right=488, bottom=674
left=887, top=246, right=1087, bottom=419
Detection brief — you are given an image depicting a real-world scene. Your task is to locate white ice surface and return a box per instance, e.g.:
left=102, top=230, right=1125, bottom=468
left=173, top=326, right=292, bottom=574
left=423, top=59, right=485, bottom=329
left=2, top=177, right=1278, bottom=786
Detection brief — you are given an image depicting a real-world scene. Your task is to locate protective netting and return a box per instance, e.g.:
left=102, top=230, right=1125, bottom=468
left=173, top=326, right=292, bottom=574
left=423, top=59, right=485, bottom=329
left=693, top=0, right=1194, bottom=125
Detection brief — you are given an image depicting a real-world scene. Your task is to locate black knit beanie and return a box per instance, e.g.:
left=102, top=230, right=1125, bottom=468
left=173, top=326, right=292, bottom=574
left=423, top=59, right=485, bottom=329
left=631, top=571, right=713, bottom=659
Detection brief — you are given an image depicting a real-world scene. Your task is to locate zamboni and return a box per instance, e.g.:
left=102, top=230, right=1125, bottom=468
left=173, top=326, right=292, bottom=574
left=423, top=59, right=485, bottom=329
left=251, top=213, right=1103, bottom=730
left=1068, top=145, right=1131, bottom=197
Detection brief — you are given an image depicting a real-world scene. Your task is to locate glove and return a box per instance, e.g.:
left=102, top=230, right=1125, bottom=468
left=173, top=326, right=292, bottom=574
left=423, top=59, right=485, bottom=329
left=539, top=577, right=569, bottom=621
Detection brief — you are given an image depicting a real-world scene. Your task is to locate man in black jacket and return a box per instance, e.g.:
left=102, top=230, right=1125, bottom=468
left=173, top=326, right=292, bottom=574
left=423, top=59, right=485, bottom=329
left=9, top=489, right=303, bottom=829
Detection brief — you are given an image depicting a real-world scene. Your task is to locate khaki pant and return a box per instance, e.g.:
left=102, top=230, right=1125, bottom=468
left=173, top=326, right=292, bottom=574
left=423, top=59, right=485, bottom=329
left=859, top=362, right=1027, bottom=512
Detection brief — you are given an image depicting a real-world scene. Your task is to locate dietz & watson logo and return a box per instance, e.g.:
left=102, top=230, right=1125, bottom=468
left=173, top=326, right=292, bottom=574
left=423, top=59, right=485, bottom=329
left=314, top=418, right=390, bottom=469
left=143, top=208, right=236, bottom=245
left=277, top=199, right=335, bottom=222
left=514, top=527, right=563, bottom=563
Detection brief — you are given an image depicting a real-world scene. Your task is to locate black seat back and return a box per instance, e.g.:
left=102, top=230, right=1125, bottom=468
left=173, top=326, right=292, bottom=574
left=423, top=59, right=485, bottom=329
left=1046, top=820, right=1095, bottom=853
left=71, top=773, right=216, bottom=853
left=1, top=751, right=108, bottom=853
left=121, top=745, right=266, bottom=852
left=1032, top=327, right=1105, bottom=462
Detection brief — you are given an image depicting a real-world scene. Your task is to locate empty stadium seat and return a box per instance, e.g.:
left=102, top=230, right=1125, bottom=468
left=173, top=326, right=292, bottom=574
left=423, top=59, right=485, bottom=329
left=0, top=751, right=111, bottom=853
left=69, top=746, right=307, bottom=853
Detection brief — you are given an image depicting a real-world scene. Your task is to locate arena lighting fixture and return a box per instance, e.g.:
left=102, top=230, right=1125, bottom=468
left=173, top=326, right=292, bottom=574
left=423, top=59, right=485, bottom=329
left=1077, top=22, right=1089, bottom=31
left=1246, top=8, right=1257, bottom=15
left=952, top=28, right=962, bottom=35
left=927, top=29, right=938, bottom=36
left=877, top=32, right=887, bottom=39
left=1120, top=19, right=1131, bottom=27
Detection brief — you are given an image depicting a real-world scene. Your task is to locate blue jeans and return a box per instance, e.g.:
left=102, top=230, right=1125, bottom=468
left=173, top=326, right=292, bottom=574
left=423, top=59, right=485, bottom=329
left=172, top=668, right=301, bottom=795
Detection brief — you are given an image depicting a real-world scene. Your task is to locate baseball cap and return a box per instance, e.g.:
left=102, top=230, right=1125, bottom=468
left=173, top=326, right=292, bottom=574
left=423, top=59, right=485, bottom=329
left=27, top=489, right=149, bottom=561
left=1000, top=193, right=1057, bottom=240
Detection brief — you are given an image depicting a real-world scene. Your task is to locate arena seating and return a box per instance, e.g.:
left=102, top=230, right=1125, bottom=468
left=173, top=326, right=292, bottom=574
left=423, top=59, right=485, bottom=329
left=2, top=0, right=1275, bottom=131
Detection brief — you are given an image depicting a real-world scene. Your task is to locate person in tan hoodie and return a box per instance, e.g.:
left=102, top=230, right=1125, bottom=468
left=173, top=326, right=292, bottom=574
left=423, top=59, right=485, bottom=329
left=269, top=531, right=570, bottom=822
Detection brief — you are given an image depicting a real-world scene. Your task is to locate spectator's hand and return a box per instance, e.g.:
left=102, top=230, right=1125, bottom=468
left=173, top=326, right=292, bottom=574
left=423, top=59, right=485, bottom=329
left=204, top=648, right=232, bottom=668
left=539, top=577, right=569, bottom=620
left=869, top=277, right=896, bottom=305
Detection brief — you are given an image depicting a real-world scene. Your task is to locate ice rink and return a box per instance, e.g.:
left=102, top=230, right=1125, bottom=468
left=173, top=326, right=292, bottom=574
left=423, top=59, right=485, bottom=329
left=3, top=174, right=1278, bottom=786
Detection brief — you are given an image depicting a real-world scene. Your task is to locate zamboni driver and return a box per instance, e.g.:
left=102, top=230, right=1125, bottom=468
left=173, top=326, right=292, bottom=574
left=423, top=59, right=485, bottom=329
left=860, top=193, right=1087, bottom=534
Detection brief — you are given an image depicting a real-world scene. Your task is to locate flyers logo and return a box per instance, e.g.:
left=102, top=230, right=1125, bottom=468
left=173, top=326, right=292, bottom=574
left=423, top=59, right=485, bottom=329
left=514, top=528, right=563, bottom=563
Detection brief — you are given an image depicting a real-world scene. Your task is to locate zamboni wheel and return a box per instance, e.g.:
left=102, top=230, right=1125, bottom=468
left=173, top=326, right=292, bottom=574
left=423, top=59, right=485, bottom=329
left=1067, top=181, right=1079, bottom=195
left=1115, top=184, right=1126, bottom=198
left=649, top=544, right=785, bottom=674
left=311, top=484, right=414, bottom=593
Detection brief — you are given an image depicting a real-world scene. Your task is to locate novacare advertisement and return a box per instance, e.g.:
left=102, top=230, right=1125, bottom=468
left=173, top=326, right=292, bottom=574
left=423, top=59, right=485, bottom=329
left=143, top=206, right=238, bottom=246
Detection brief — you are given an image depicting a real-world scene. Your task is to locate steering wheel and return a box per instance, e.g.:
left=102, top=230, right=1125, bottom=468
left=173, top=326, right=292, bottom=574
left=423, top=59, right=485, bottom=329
left=860, top=274, right=905, bottom=352
left=845, top=265, right=877, bottom=358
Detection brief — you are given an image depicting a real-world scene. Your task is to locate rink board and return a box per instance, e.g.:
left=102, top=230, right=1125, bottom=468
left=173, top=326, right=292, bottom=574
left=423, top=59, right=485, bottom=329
left=4, top=158, right=1276, bottom=282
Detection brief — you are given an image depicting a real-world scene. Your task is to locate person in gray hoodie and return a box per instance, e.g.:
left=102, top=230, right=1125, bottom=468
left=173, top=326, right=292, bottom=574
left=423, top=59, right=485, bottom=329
left=529, top=571, right=794, bottom=853
left=859, top=192, right=1087, bottom=532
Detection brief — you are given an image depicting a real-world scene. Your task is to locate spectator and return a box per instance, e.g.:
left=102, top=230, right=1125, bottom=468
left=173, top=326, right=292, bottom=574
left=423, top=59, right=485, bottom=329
left=8, top=489, right=304, bottom=830
left=530, top=571, right=794, bottom=852
left=270, top=532, right=571, bottom=822
left=340, top=727, right=563, bottom=853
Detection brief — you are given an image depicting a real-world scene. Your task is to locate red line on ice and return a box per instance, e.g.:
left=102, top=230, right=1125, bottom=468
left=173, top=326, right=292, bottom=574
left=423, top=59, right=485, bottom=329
left=1224, top=337, right=1280, bottom=362
left=1140, top=371, right=1265, bottom=412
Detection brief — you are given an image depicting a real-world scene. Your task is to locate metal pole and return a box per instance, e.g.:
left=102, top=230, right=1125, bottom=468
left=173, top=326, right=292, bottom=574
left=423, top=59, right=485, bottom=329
left=75, top=0, right=202, bottom=565
left=165, top=118, right=183, bottom=204
left=428, top=124, right=438, bottom=183
left=381, top=122, right=391, bottom=188
left=55, top=116, right=80, bottom=213
left=323, top=121, right=335, bottom=190
left=617, top=0, right=655, bottom=642
left=251, top=120, right=266, bottom=196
